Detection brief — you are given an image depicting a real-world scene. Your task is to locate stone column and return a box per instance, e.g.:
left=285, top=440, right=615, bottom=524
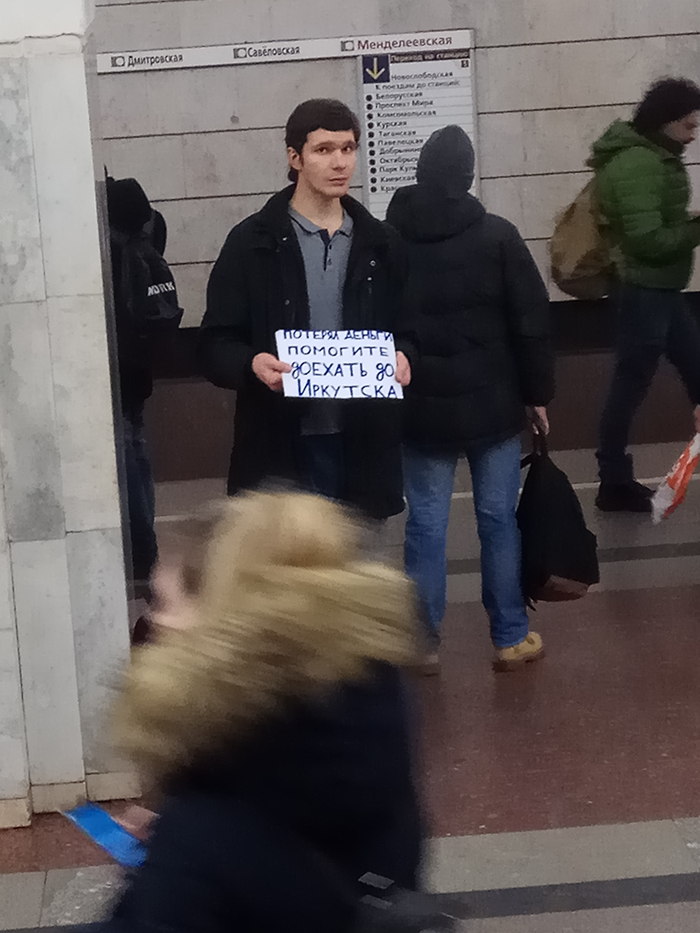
left=0, top=0, right=133, bottom=827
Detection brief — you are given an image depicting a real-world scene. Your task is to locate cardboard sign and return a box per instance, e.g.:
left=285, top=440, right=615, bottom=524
left=275, top=329, right=403, bottom=400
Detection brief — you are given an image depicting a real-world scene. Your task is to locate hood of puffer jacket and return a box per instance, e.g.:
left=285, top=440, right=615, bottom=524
left=588, top=119, right=684, bottom=171
left=113, top=492, right=417, bottom=787
left=387, top=125, right=485, bottom=242
left=417, top=124, right=476, bottom=192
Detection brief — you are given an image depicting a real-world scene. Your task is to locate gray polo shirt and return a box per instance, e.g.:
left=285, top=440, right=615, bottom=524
left=289, top=206, right=354, bottom=435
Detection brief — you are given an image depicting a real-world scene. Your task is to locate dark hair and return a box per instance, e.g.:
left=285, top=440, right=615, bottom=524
left=285, top=98, right=361, bottom=183
left=633, top=77, right=700, bottom=135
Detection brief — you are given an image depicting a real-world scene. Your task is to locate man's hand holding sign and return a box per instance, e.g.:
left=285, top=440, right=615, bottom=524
left=394, top=348, right=412, bottom=388
left=251, top=352, right=292, bottom=392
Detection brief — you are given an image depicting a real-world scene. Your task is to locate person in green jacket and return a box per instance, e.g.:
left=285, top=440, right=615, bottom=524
left=590, top=78, right=700, bottom=512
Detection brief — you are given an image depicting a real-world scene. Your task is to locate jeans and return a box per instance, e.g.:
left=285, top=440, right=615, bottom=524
left=403, top=435, right=528, bottom=649
left=597, top=286, right=700, bottom=485
left=297, top=433, right=346, bottom=501
left=123, top=405, right=158, bottom=582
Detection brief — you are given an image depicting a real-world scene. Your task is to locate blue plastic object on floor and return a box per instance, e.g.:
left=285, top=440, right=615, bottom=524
left=64, top=803, right=146, bottom=869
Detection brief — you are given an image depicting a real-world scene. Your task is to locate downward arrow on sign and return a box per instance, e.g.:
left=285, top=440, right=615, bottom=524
left=365, top=57, right=386, bottom=80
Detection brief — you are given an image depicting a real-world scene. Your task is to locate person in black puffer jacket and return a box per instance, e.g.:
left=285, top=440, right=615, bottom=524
left=387, top=126, right=555, bottom=673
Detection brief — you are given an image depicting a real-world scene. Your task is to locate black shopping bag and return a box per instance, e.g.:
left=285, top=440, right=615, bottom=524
left=517, top=436, right=599, bottom=604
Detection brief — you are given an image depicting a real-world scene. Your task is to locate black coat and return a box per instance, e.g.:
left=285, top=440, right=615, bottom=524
left=387, top=185, right=554, bottom=451
left=199, top=187, right=416, bottom=519
left=100, top=665, right=422, bottom=933
left=107, top=179, right=170, bottom=417
left=108, top=178, right=154, bottom=415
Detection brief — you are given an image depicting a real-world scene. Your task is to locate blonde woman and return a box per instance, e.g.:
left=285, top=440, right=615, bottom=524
left=101, top=492, right=433, bottom=933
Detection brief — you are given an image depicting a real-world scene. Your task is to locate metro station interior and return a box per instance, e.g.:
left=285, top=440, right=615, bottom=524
left=2, top=1, right=700, bottom=931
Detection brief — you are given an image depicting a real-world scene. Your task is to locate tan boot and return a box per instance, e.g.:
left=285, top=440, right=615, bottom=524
left=493, top=632, right=545, bottom=673
left=418, top=650, right=440, bottom=677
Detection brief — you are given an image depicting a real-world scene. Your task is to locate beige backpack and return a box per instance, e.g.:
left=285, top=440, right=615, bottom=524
left=549, top=180, right=614, bottom=300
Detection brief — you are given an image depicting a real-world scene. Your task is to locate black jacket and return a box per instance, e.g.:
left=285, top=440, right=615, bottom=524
left=107, top=178, right=169, bottom=416
left=199, top=187, right=416, bottom=519
left=387, top=152, right=554, bottom=451
left=102, top=666, right=421, bottom=933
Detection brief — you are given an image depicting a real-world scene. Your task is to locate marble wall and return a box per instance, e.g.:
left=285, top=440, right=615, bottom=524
left=0, top=10, right=131, bottom=826
left=94, top=0, right=700, bottom=326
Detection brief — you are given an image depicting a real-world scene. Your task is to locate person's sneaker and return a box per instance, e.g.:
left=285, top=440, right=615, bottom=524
left=596, top=482, right=652, bottom=513
left=493, top=632, right=545, bottom=673
left=417, top=651, right=440, bottom=677
left=411, top=631, right=441, bottom=677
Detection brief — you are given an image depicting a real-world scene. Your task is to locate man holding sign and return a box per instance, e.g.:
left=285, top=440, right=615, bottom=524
left=200, top=99, right=415, bottom=518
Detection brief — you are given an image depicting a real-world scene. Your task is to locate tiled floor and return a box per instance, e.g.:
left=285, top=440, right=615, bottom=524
left=0, top=815, right=111, bottom=875
left=4, top=858, right=700, bottom=930
left=0, top=866, right=121, bottom=930
left=428, top=821, right=700, bottom=892
left=4, top=443, right=700, bottom=929
left=420, top=585, right=700, bottom=838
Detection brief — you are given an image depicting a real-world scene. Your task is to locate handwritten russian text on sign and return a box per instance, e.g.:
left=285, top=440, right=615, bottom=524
left=275, top=330, right=403, bottom=400
left=362, top=48, right=476, bottom=219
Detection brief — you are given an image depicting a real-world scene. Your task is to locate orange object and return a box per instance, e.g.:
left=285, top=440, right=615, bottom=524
left=651, top=434, right=700, bottom=524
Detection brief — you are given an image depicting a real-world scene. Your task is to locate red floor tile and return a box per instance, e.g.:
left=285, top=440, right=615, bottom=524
left=0, top=813, right=112, bottom=873
left=417, top=585, right=700, bottom=837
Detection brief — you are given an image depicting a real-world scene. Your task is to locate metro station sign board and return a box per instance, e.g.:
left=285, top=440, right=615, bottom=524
left=96, top=30, right=474, bottom=74
left=361, top=47, right=476, bottom=219
left=98, top=28, right=478, bottom=223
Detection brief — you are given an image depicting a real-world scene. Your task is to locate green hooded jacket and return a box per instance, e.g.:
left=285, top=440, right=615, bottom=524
left=589, top=120, right=700, bottom=290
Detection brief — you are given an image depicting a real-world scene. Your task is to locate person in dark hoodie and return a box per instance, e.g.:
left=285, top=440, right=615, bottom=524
left=107, top=177, right=160, bottom=589
left=387, top=126, right=554, bottom=673
left=95, top=492, right=454, bottom=933
left=589, top=78, right=700, bottom=512
left=107, top=178, right=179, bottom=598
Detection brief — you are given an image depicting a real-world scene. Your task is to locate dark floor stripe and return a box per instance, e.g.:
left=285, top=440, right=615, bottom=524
left=448, top=540, right=700, bottom=576
left=597, top=540, right=700, bottom=564
left=434, top=871, right=700, bottom=919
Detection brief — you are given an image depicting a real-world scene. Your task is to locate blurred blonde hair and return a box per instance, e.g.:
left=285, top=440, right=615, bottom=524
left=114, top=491, right=417, bottom=785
